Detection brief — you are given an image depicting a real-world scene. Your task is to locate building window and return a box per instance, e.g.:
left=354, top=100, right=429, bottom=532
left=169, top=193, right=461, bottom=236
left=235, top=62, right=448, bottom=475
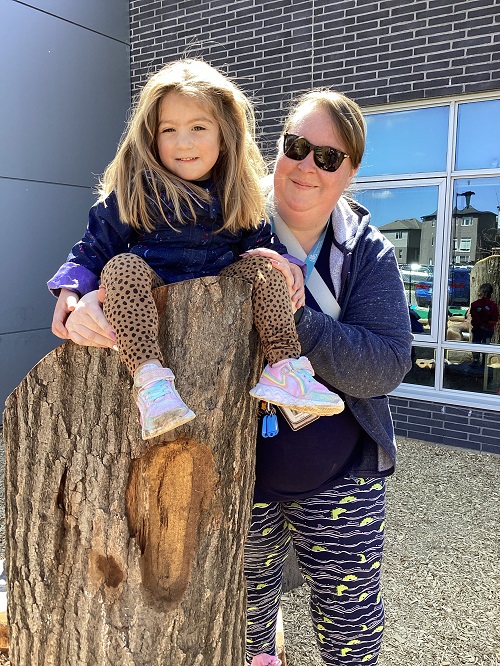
left=356, top=95, right=500, bottom=410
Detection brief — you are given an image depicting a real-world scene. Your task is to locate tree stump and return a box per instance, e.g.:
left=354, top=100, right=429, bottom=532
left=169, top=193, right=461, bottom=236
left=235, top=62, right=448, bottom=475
left=3, top=277, right=263, bottom=666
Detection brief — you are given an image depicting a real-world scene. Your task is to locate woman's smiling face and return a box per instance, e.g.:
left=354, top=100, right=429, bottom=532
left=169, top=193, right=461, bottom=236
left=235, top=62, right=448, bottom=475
left=273, top=103, right=357, bottom=223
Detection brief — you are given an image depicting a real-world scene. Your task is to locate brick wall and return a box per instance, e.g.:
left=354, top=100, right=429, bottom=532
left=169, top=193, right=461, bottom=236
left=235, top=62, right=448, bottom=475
left=389, top=397, right=500, bottom=455
left=130, top=0, right=500, bottom=155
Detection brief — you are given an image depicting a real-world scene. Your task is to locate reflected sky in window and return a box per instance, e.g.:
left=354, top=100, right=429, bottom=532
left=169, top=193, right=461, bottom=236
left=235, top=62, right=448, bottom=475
left=452, top=177, right=500, bottom=214
left=359, top=106, right=449, bottom=176
left=354, top=185, right=439, bottom=229
left=456, top=100, right=500, bottom=171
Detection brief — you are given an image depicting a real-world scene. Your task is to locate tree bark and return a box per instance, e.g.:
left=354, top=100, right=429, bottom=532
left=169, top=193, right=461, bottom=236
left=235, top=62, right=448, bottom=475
left=470, top=255, right=500, bottom=343
left=3, top=277, right=263, bottom=666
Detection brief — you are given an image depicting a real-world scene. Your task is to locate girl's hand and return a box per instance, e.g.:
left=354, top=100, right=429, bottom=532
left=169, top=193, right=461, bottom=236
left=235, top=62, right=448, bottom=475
left=52, top=288, right=80, bottom=339
left=65, top=289, right=117, bottom=349
left=240, top=248, right=305, bottom=311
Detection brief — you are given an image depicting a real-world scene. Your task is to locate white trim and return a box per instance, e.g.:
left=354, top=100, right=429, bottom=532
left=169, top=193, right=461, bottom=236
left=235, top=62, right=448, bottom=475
left=391, top=383, right=500, bottom=412
left=361, top=89, right=500, bottom=114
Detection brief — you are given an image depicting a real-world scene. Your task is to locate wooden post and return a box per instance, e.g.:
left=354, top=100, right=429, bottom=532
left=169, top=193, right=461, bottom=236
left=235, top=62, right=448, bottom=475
left=3, top=277, right=262, bottom=665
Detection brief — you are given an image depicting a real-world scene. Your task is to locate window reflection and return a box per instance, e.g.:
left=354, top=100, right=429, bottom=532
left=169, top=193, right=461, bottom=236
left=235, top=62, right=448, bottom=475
left=448, top=178, right=500, bottom=345
left=403, top=346, right=435, bottom=387
left=455, top=100, right=500, bottom=170
left=443, top=348, right=500, bottom=395
left=354, top=186, right=438, bottom=329
left=360, top=106, right=448, bottom=176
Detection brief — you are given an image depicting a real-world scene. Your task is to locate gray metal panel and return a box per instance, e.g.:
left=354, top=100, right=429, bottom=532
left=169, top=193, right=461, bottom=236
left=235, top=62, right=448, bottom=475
left=0, top=329, right=61, bottom=409
left=0, top=178, right=96, bottom=335
left=14, top=0, right=130, bottom=43
left=1, top=1, right=131, bottom=187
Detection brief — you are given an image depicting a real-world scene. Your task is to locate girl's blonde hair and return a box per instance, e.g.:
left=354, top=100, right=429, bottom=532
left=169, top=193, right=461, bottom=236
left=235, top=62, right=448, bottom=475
left=283, top=89, right=366, bottom=169
left=99, top=58, right=267, bottom=233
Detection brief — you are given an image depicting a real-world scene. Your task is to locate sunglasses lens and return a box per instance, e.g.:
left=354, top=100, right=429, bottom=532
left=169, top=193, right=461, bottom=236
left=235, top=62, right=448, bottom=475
left=283, top=134, right=345, bottom=172
left=316, top=146, right=342, bottom=172
left=284, top=134, right=309, bottom=160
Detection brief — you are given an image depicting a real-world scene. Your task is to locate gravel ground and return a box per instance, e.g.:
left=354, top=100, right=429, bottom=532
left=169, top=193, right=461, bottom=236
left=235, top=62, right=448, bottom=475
left=0, top=434, right=498, bottom=665
left=281, top=437, right=499, bottom=666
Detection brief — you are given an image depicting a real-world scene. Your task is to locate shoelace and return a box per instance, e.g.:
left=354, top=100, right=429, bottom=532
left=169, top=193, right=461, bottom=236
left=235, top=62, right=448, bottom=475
left=295, top=369, right=315, bottom=385
left=140, top=379, right=173, bottom=404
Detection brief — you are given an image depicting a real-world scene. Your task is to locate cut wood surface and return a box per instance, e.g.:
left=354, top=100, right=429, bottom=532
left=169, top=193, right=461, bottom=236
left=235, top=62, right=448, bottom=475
left=3, top=277, right=263, bottom=666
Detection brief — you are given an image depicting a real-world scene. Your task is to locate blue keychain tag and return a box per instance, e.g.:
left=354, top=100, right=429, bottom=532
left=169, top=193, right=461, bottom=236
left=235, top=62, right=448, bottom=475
left=261, top=402, right=279, bottom=438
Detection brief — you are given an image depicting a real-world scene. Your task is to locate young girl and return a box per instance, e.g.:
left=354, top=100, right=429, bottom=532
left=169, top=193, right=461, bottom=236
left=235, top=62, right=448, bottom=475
left=48, top=59, right=344, bottom=440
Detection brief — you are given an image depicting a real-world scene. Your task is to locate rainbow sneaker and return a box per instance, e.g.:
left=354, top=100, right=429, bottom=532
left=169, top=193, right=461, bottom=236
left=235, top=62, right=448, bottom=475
left=250, top=357, right=344, bottom=416
left=134, top=364, right=195, bottom=440
left=250, top=655, right=282, bottom=666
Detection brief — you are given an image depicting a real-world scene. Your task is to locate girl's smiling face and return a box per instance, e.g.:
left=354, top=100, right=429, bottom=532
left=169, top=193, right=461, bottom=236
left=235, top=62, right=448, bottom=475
left=156, top=92, right=221, bottom=181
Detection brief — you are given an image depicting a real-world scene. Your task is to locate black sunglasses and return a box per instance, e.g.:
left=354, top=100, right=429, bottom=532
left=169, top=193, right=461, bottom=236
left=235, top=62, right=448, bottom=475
left=283, top=133, right=349, bottom=172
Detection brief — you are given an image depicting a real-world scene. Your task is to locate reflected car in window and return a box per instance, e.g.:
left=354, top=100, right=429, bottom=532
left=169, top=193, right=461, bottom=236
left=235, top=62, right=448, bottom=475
left=415, top=266, right=471, bottom=307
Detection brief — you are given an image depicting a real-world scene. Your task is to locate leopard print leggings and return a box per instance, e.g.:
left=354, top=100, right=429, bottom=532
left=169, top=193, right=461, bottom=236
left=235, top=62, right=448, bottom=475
left=100, top=253, right=301, bottom=375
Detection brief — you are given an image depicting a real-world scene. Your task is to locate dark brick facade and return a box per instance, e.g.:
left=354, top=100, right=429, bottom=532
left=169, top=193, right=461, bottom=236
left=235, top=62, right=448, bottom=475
left=129, top=0, right=500, bottom=453
left=389, top=397, right=500, bottom=455
left=130, top=0, right=500, bottom=155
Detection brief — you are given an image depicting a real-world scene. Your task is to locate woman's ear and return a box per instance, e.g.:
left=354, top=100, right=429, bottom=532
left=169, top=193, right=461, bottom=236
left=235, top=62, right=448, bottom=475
left=346, top=165, right=359, bottom=189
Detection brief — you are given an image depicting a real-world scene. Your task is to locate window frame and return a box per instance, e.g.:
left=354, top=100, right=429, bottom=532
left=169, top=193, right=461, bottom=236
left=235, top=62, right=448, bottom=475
left=358, top=91, right=500, bottom=412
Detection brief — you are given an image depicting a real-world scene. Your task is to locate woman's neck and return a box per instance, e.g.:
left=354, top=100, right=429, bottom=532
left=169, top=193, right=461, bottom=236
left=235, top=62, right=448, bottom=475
left=277, top=208, right=330, bottom=254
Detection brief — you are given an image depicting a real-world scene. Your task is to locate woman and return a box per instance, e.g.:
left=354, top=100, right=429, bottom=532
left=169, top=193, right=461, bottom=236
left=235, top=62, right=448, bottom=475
left=242, top=90, right=412, bottom=666
left=52, top=89, right=412, bottom=666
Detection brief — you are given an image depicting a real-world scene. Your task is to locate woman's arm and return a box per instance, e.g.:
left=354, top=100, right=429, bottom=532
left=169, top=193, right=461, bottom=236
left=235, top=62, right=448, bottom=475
left=297, top=240, right=413, bottom=398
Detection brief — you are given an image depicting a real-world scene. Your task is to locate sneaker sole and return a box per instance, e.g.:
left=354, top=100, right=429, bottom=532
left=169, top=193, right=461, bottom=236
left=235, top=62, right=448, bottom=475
left=142, top=409, right=196, bottom=440
left=249, top=386, right=344, bottom=416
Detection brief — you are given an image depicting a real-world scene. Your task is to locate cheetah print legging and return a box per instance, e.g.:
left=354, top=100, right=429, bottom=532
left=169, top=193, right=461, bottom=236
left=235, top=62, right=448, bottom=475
left=100, top=253, right=301, bottom=375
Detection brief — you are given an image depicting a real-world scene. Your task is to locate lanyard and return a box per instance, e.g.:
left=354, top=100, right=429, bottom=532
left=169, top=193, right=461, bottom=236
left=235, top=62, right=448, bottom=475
left=303, top=218, right=330, bottom=283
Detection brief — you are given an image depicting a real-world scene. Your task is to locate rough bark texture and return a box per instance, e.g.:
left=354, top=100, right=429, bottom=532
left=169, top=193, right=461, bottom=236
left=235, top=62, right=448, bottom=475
left=3, top=277, right=263, bottom=666
left=470, top=255, right=500, bottom=343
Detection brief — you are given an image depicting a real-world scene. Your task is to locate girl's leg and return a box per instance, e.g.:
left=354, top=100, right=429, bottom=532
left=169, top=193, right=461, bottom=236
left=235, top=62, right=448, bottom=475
left=101, top=253, right=165, bottom=375
left=101, top=254, right=195, bottom=439
left=221, top=256, right=343, bottom=416
left=284, top=478, right=386, bottom=665
left=244, top=500, right=291, bottom=665
left=220, top=255, right=299, bottom=365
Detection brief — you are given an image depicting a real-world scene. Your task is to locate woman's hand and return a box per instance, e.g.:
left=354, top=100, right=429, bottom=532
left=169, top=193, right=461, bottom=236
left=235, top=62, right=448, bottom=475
left=64, top=289, right=117, bottom=348
left=240, top=248, right=305, bottom=311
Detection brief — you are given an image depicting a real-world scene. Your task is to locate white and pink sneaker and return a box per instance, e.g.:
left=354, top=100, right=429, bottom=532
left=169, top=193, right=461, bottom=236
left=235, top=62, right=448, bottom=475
left=251, top=655, right=282, bottom=666
left=134, top=364, right=195, bottom=440
left=250, top=356, right=344, bottom=416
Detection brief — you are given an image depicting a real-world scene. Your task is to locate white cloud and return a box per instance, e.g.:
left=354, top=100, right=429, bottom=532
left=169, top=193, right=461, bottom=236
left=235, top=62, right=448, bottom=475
left=371, top=190, right=394, bottom=199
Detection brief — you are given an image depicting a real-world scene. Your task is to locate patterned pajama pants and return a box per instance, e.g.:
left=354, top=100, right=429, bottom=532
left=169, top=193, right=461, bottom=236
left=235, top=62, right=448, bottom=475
left=100, top=253, right=300, bottom=375
left=244, top=477, right=386, bottom=665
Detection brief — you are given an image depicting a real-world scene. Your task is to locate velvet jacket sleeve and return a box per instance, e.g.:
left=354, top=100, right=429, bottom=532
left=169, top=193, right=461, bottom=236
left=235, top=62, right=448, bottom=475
left=296, top=226, right=413, bottom=398
left=47, top=193, right=133, bottom=297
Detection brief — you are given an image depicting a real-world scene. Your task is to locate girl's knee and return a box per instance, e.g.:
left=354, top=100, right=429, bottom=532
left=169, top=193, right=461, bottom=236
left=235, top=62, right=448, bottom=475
left=239, top=255, right=273, bottom=272
left=101, top=253, right=149, bottom=284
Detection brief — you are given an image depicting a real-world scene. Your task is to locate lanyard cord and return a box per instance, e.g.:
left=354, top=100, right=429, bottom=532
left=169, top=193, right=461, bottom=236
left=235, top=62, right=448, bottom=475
left=303, top=218, right=330, bottom=283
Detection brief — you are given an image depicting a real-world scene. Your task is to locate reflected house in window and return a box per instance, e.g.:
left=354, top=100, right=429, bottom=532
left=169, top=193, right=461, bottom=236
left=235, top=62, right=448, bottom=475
left=379, top=218, right=422, bottom=264
left=421, top=204, right=497, bottom=264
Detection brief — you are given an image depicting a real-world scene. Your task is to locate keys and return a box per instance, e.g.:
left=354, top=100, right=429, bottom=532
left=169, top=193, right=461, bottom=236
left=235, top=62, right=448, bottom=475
left=259, top=401, right=279, bottom=438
